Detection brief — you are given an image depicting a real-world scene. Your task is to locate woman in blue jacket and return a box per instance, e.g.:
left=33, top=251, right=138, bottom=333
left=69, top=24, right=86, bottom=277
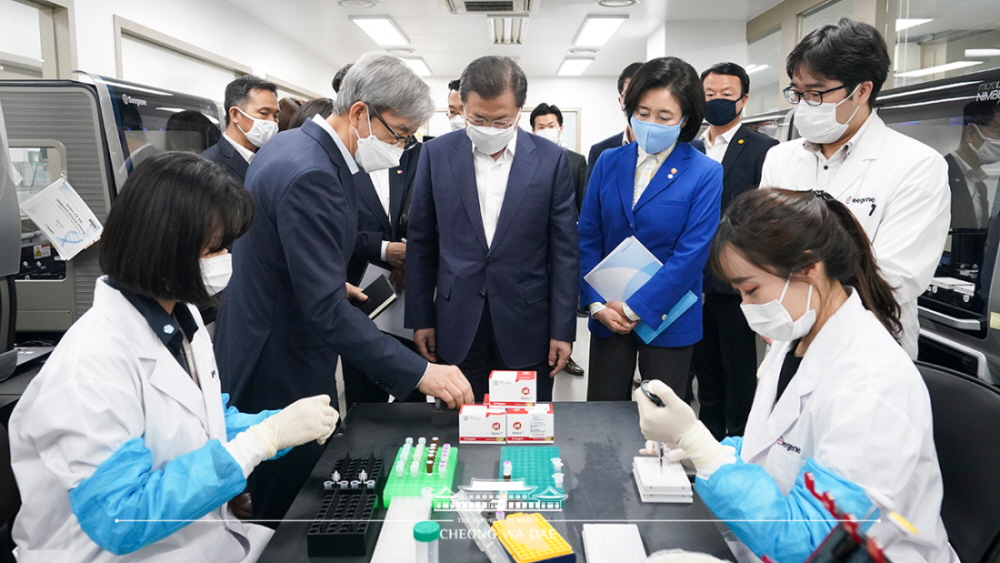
left=580, top=57, right=723, bottom=400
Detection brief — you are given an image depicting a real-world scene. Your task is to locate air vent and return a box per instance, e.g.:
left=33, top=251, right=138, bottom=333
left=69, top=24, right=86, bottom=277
left=439, top=0, right=534, bottom=14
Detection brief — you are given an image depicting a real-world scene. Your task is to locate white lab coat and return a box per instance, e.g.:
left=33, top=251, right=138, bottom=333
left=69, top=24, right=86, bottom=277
left=739, top=291, right=958, bottom=563
left=760, top=112, right=950, bottom=359
left=8, top=279, right=271, bottom=563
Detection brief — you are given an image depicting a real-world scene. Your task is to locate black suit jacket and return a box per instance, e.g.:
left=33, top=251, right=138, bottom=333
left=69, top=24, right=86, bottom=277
left=348, top=145, right=422, bottom=284
left=567, top=150, right=588, bottom=212
left=945, top=153, right=990, bottom=231
left=704, top=124, right=779, bottom=294
left=587, top=131, right=705, bottom=185
left=200, top=137, right=249, bottom=182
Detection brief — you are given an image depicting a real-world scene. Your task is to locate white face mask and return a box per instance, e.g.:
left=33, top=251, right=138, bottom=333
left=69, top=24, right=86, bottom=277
left=740, top=277, right=817, bottom=342
left=234, top=107, right=278, bottom=149
left=467, top=116, right=518, bottom=155
left=200, top=253, right=232, bottom=296
left=793, top=84, right=861, bottom=145
left=449, top=115, right=466, bottom=131
left=354, top=110, right=405, bottom=172
left=535, top=128, right=561, bottom=144
left=972, top=124, right=1000, bottom=165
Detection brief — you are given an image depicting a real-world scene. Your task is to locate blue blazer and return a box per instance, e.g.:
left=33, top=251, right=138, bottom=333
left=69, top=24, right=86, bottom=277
left=201, top=137, right=249, bottom=183
left=214, top=119, right=426, bottom=412
left=405, top=129, right=579, bottom=368
left=348, top=144, right=422, bottom=285
left=579, top=141, right=723, bottom=347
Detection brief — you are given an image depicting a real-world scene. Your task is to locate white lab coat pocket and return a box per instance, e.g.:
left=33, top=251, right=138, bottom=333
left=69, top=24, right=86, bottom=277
left=764, top=445, right=806, bottom=496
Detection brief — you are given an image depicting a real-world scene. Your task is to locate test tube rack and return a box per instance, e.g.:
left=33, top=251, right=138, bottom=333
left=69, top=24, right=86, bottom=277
left=492, top=512, right=576, bottom=563
left=306, top=454, right=386, bottom=557
left=497, top=445, right=567, bottom=510
left=381, top=438, right=459, bottom=508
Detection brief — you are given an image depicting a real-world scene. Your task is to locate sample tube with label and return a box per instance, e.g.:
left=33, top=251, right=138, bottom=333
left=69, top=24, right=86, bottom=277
left=414, top=520, right=440, bottom=563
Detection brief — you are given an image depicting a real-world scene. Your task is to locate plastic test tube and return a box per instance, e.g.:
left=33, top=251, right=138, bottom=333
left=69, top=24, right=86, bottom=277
left=502, top=461, right=512, bottom=481
left=418, top=437, right=426, bottom=446
left=553, top=473, right=564, bottom=489
left=323, top=480, right=334, bottom=491
left=405, top=437, right=414, bottom=446
left=331, top=471, right=340, bottom=482
left=359, top=470, right=368, bottom=482
left=350, top=480, right=361, bottom=489
left=414, top=520, right=441, bottom=563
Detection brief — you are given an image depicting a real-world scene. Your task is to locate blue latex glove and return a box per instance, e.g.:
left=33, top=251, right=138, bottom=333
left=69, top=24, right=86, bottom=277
left=696, top=457, right=876, bottom=563
left=69, top=437, right=247, bottom=555
left=221, top=393, right=290, bottom=459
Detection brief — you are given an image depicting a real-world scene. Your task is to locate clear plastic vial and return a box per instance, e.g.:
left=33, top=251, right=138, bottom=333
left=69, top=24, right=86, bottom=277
left=413, top=520, right=440, bottom=563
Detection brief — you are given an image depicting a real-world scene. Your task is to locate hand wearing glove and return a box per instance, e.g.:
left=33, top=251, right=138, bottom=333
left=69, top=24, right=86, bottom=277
left=634, top=380, right=723, bottom=469
left=639, top=440, right=690, bottom=463
left=225, top=394, right=339, bottom=477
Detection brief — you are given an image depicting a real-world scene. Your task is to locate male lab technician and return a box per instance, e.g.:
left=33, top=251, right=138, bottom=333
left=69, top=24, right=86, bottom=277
left=406, top=56, right=579, bottom=402
left=695, top=62, right=778, bottom=439
left=760, top=18, right=949, bottom=358
left=215, top=53, right=473, bottom=524
left=202, top=75, right=279, bottom=182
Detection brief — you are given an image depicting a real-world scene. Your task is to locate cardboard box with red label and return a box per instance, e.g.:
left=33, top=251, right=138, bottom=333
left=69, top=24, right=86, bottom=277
left=459, top=405, right=507, bottom=443
left=488, top=370, right=537, bottom=406
left=505, top=403, right=555, bottom=443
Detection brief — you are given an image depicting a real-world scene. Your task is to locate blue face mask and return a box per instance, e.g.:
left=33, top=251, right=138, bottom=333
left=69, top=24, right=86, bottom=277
left=630, top=115, right=685, bottom=154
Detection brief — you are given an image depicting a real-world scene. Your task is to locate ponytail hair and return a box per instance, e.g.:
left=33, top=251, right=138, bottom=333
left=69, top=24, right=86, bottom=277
left=710, top=188, right=902, bottom=340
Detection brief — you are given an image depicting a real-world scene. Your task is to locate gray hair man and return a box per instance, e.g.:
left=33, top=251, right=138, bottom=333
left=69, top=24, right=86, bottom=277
left=214, top=52, right=473, bottom=524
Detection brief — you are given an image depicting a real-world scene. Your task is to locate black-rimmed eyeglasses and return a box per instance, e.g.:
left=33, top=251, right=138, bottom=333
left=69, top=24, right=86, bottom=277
left=783, top=84, right=848, bottom=106
left=369, top=107, right=418, bottom=150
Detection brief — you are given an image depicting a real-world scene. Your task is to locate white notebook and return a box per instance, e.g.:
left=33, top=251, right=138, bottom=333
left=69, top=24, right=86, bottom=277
left=582, top=524, right=647, bottom=563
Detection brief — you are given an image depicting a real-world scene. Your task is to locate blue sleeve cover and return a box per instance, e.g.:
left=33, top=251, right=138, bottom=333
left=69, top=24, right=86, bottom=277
left=69, top=437, right=247, bottom=555
left=221, top=393, right=290, bottom=458
left=696, top=457, right=876, bottom=563
left=721, top=436, right=743, bottom=455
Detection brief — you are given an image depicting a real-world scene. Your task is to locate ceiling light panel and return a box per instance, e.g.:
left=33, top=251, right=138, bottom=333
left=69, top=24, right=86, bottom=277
left=895, top=18, right=933, bottom=32
left=350, top=16, right=409, bottom=46
left=895, top=61, right=982, bottom=78
left=488, top=14, right=529, bottom=45
left=558, top=58, right=594, bottom=76
left=401, top=57, right=432, bottom=76
left=573, top=15, right=628, bottom=47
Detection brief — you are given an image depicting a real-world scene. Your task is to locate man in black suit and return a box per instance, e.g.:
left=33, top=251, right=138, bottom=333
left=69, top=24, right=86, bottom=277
left=587, top=62, right=643, bottom=182
left=342, top=143, right=424, bottom=404
left=201, top=75, right=279, bottom=183
left=692, top=62, right=779, bottom=440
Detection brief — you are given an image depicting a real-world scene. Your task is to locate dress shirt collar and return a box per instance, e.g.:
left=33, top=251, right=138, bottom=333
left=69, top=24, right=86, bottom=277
left=636, top=142, right=675, bottom=167
left=952, top=151, right=989, bottom=184
left=312, top=114, right=359, bottom=174
left=103, top=278, right=199, bottom=348
left=701, top=121, right=740, bottom=148
left=223, top=132, right=256, bottom=164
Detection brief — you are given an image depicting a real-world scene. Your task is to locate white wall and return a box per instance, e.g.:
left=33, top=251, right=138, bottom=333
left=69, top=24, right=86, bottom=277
left=71, top=0, right=339, bottom=100
left=424, top=76, right=624, bottom=158
left=0, top=0, right=43, bottom=61
left=648, top=21, right=749, bottom=76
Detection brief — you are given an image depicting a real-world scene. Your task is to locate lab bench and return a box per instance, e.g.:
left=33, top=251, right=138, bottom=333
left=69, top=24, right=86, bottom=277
left=258, top=401, right=733, bottom=562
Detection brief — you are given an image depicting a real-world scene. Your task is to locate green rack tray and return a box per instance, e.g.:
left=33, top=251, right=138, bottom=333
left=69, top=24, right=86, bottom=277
left=381, top=441, right=459, bottom=508
left=498, top=445, right=567, bottom=510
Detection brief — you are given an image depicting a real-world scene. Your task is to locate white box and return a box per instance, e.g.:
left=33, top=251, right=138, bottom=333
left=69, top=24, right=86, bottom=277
left=487, top=370, right=537, bottom=406
left=459, top=405, right=507, bottom=443
left=505, top=404, right=554, bottom=443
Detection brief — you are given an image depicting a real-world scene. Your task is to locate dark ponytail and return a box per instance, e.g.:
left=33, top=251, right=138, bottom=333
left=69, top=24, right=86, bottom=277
left=710, top=188, right=902, bottom=340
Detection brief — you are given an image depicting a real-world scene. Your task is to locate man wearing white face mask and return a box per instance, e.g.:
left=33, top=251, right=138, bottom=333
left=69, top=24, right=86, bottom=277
left=946, top=100, right=1000, bottom=231
left=202, top=75, right=280, bottom=183
left=406, top=56, right=580, bottom=402
left=530, top=103, right=588, bottom=213
left=214, top=53, right=474, bottom=525
left=760, top=18, right=950, bottom=359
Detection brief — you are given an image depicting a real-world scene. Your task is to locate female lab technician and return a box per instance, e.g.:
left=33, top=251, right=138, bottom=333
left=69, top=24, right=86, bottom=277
left=579, top=56, right=722, bottom=401
left=8, top=152, right=340, bottom=563
left=636, top=189, right=957, bottom=563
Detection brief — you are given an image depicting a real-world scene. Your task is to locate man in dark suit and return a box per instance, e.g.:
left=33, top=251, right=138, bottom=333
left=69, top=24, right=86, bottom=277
left=214, top=53, right=472, bottom=524
left=201, top=75, right=280, bottom=183
left=587, top=62, right=643, bottom=182
left=406, top=56, right=579, bottom=402
left=693, top=62, right=779, bottom=440
left=342, top=143, right=423, bottom=405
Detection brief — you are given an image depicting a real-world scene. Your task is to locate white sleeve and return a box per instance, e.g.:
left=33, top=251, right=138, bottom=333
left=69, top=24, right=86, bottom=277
left=871, top=153, right=950, bottom=304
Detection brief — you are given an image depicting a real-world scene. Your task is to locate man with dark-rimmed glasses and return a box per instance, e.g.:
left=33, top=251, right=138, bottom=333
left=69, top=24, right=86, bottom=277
left=759, top=17, right=949, bottom=359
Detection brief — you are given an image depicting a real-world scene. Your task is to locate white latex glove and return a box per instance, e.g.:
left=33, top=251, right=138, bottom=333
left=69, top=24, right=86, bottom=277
left=634, top=380, right=722, bottom=468
left=639, top=440, right=689, bottom=462
left=250, top=394, right=340, bottom=457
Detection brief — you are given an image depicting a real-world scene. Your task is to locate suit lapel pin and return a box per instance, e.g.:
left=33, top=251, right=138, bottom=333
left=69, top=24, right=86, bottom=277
left=738, top=139, right=745, bottom=144
left=397, top=170, right=403, bottom=174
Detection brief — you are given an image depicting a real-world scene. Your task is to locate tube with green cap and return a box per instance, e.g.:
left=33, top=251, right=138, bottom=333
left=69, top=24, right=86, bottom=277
left=413, top=520, right=440, bottom=563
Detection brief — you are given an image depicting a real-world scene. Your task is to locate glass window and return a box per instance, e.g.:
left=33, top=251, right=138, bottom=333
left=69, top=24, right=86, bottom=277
left=0, top=0, right=51, bottom=80
left=10, top=145, right=67, bottom=279
left=799, top=0, right=854, bottom=39
left=745, top=27, right=782, bottom=117
left=120, top=35, right=239, bottom=103
left=889, top=0, right=1000, bottom=88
